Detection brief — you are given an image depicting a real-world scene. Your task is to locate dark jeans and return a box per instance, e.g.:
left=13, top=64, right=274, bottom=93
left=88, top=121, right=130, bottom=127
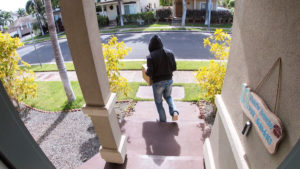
left=152, top=79, right=178, bottom=122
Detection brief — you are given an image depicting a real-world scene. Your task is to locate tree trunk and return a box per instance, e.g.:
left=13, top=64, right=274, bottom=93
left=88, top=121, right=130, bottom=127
left=45, top=0, right=76, bottom=102
left=33, top=0, right=45, bottom=36
left=117, top=0, right=124, bottom=26
left=36, top=13, right=45, bottom=36
left=181, top=0, right=186, bottom=27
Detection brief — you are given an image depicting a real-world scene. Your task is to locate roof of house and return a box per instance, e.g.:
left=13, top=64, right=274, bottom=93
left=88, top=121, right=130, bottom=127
left=9, top=15, right=36, bottom=29
left=97, top=0, right=118, bottom=5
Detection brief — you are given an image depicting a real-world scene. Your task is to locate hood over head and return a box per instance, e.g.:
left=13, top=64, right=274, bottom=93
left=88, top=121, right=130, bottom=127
left=148, top=35, right=163, bottom=52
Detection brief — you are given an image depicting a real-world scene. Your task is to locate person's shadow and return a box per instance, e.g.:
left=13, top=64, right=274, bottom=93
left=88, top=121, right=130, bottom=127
left=142, top=122, right=181, bottom=166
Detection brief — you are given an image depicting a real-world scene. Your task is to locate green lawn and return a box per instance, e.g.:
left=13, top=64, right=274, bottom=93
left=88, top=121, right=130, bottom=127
left=23, top=81, right=84, bottom=111
left=23, top=61, right=210, bottom=72
left=100, top=29, right=119, bottom=34
left=23, top=33, right=66, bottom=44
left=23, top=62, right=75, bottom=72
left=23, top=81, right=203, bottom=111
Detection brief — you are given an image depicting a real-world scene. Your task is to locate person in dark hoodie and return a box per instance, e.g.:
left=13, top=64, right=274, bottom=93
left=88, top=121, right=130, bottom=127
left=146, top=35, right=179, bottom=122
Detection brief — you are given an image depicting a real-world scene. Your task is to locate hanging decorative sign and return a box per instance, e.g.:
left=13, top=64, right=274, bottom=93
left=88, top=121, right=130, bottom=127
left=240, top=83, right=284, bottom=154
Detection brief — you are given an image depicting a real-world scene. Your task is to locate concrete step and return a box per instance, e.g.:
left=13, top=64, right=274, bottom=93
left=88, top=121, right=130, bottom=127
left=172, top=18, right=182, bottom=26
left=125, top=101, right=200, bottom=122
left=78, top=120, right=204, bottom=169
left=109, top=20, right=117, bottom=26
left=78, top=153, right=204, bottom=169
left=120, top=120, right=204, bottom=157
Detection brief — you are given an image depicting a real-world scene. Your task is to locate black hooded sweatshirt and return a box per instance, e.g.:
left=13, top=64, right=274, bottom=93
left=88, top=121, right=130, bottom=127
left=146, top=35, right=177, bottom=83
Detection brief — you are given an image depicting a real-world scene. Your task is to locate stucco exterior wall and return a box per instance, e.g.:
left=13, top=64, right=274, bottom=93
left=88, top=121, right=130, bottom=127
left=209, top=0, right=300, bottom=168
left=139, top=0, right=160, bottom=11
left=106, top=4, right=118, bottom=20
left=210, top=114, right=239, bottom=169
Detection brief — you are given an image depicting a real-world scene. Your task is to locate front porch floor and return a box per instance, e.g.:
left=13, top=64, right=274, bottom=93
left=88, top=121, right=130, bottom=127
left=78, top=101, right=205, bottom=169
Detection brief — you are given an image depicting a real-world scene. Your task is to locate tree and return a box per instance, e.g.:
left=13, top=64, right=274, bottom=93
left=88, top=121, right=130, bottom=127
left=51, top=0, right=60, bottom=9
left=0, top=11, right=13, bottom=27
left=117, top=0, right=124, bottom=26
left=102, top=36, right=131, bottom=96
left=0, top=10, right=5, bottom=26
left=181, top=0, right=187, bottom=27
left=17, top=8, right=27, bottom=18
left=26, top=0, right=45, bottom=35
left=44, top=0, right=76, bottom=102
left=0, top=32, right=37, bottom=110
left=195, top=29, right=231, bottom=104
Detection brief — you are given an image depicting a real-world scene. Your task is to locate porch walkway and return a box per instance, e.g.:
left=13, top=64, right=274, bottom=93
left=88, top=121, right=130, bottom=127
left=78, top=101, right=205, bottom=169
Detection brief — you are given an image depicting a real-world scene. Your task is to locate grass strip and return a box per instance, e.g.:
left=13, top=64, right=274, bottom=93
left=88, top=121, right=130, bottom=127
left=23, top=61, right=210, bottom=72
left=23, top=81, right=143, bottom=111
left=22, top=81, right=203, bottom=111
left=23, top=34, right=66, bottom=44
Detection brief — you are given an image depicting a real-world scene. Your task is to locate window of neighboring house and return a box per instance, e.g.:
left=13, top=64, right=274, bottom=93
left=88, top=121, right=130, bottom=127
left=200, top=2, right=212, bottom=10
left=200, top=2, right=206, bottom=10
left=124, top=3, right=137, bottom=14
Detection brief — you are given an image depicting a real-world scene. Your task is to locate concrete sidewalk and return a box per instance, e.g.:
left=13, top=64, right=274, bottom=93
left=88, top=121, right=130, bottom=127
left=35, top=70, right=198, bottom=83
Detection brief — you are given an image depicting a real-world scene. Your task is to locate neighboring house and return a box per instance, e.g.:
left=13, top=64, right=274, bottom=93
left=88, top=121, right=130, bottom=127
left=7, top=15, right=36, bottom=38
left=173, top=0, right=217, bottom=17
left=96, top=0, right=161, bottom=21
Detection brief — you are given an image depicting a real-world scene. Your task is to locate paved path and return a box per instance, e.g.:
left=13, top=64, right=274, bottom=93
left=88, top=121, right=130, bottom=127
left=78, top=101, right=205, bottom=169
left=136, top=86, right=185, bottom=99
left=18, top=32, right=214, bottom=64
left=35, top=71, right=198, bottom=83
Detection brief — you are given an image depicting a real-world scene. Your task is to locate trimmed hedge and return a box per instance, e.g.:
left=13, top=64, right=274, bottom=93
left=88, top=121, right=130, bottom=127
left=97, top=15, right=109, bottom=27
left=117, top=12, right=155, bottom=25
left=186, top=9, right=233, bottom=24
left=156, top=8, right=172, bottom=21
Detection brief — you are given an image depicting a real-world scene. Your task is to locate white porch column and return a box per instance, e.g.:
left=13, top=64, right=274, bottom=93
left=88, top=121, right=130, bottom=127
left=194, top=0, right=196, bottom=9
left=60, top=0, right=127, bottom=164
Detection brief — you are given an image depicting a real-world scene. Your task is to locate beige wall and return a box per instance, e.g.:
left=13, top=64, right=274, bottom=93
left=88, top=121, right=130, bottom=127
left=210, top=114, right=239, bottom=169
left=211, top=0, right=300, bottom=168
left=106, top=4, right=118, bottom=20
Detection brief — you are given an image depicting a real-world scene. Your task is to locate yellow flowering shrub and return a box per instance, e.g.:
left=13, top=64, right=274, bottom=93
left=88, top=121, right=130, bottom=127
left=195, top=29, right=231, bottom=103
left=0, top=32, right=37, bottom=104
left=102, top=36, right=131, bottom=96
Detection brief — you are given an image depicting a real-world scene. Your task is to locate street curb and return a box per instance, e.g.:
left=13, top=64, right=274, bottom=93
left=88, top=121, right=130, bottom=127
left=100, top=30, right=216, bottom=35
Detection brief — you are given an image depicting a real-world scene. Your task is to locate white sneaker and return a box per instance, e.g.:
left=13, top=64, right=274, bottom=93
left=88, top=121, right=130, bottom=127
left=172, top=112, right=178, bottom=121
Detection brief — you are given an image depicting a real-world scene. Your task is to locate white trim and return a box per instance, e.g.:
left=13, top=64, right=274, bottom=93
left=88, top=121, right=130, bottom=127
left=215, top=95, right=250, bottom=169
left=203, top=138, right=216, bottom=169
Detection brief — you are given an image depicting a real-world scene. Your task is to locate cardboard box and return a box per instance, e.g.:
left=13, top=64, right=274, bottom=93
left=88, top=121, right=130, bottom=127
left=142, top=64, right=152, bottom=85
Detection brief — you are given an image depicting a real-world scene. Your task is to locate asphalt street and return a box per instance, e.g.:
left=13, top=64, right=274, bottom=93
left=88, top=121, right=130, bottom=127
left=18, top=32, right=214, bottom=64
